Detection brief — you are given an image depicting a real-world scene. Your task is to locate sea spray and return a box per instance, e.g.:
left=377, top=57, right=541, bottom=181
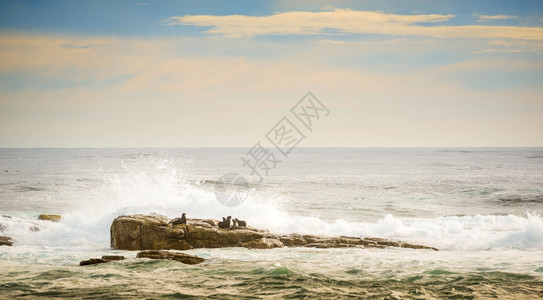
left=3, top=195, right=543, bottom=251
left=1, top=149, right=542, bottom=251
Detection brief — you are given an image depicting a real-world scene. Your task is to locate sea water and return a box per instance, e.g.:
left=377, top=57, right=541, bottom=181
left=1, top=148, right=542, bottom=298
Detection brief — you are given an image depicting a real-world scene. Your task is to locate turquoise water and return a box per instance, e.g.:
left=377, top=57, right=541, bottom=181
left=1, top=148, right=543, bottom=298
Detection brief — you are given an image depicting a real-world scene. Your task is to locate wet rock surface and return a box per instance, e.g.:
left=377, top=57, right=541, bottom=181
left=79, top=255, right=126, bottom=266
left=0, top=236, right=13, bottom=246
left=38, top=214, right=62, bottom=222
left=137, top=250, right=206, bottom=265
left=79, top=258, right=108, bottom=266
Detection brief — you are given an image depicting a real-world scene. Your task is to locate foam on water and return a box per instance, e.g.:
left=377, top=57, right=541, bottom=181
left=2, top=169, right=542, bottom=251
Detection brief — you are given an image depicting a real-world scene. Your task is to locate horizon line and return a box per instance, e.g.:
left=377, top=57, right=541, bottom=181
left=1, top=146, right=542, bottom=149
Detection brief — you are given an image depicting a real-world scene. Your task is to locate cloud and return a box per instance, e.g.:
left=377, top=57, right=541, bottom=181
left=490, top=40, right=515, bottom=46
left=164, top=9, right=453, bottom=36
left=472, top=48, right=523, bottom=54
left=477, top=14, right=517, bottom=21
left=486, top=39, right=543, bottom=54
left=164, top=9, right=543, bottom=40
left=321, top=5, right=336, bottom=11
left=60, top=43, right=95, bottom=49
left=1, top=32, right=542, bottom=146
left=0, top=34, right=119, bottom=78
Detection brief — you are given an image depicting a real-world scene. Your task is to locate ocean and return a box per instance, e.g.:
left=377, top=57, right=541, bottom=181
left=1, top=148, right=543, bottom=299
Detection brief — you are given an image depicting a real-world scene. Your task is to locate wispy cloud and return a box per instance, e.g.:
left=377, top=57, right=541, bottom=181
left=477, top=14, right=517, bottom=21
left=60, top=43, right=95, bottom=49
left=488, top=39, right=543, bottom=54
left=0, top=34, right=118, bottom=76
left=164, top=9, right=454, bottom=36
left=472, top=48, right=523, bottom=54
left=164, top=9, right=543, bottom=41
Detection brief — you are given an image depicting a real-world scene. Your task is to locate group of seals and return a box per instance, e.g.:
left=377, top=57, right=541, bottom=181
left=218, top=216, right=231, bottom=228
left=218, top=216, right=247, bottom=229
left=171, top=213, right=246, bottom=229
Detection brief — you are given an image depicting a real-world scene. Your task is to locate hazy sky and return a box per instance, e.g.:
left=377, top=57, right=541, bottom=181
left=1, top=0, right=542, bottom=147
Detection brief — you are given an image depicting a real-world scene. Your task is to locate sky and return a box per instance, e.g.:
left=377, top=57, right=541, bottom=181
left=0, top=0, right=542, bottom=147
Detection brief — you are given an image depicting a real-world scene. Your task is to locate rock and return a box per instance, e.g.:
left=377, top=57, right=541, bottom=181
left=188, top=221, right=212, bottom=228
left=137, top=250, right=205, bottom=265
left=38, top=214, right=61, bottom=222
left=102, top=255, right=125, bottom=261
left=79, top=258, right=108, bottom=266
left=0, top=236, right=13, bottom=246
left=80, top=255, right=126, bottom=266
left=110, top=214, right=191, bottom=251
left=110, top=214, right=439, bottom=251
left=110, top=214, right=267, bottom=250
left=279, top=234, right=307, bottom=247
left=200, top=219, right=218, bottom=227
left=186, top=225, right=266, bottom=248
left=299, top=236, right=394, bottom=249
left=243, top=238, right=284, bottom=249
left=399, top=242, right=439, bottom=251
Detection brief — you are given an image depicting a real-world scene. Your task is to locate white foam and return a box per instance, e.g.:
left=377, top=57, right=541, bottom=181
left=362, top=212, right=543, bottom=251
left=3, top=187, right=542, bottom=251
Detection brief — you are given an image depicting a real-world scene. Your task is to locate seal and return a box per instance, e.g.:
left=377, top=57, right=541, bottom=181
left=218, top=216, right=232, bottom=229
left=234, top=218, right=246, bottom=227
left=172, top=213, right=187, bottom=225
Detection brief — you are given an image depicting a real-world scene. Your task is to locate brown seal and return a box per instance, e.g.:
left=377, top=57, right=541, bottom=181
left=234, top=218, right=246, bottom=227
left=172, top=213, right=187, bottom=225
left=218, top=216, right=232, bottom=228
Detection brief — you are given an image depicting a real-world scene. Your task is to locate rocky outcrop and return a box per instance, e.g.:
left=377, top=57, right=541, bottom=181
left=38, top=214, right=61, bottom=222
left=276, top=235, right=437, bottom=250
left=0, top=236, right=13, bottom=246
left=137, top=250, right=206, bottom=264
left=111, top=214, right=438, bottom=251
left=79, top=255, right=126, bottom=266
left=242, top=238, right=284, bottom=249
left=102, top=255, right=125, bottom=261
left=110, top=214, right=192, bottom=250
left=80, top=258, right=108, bottom=266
